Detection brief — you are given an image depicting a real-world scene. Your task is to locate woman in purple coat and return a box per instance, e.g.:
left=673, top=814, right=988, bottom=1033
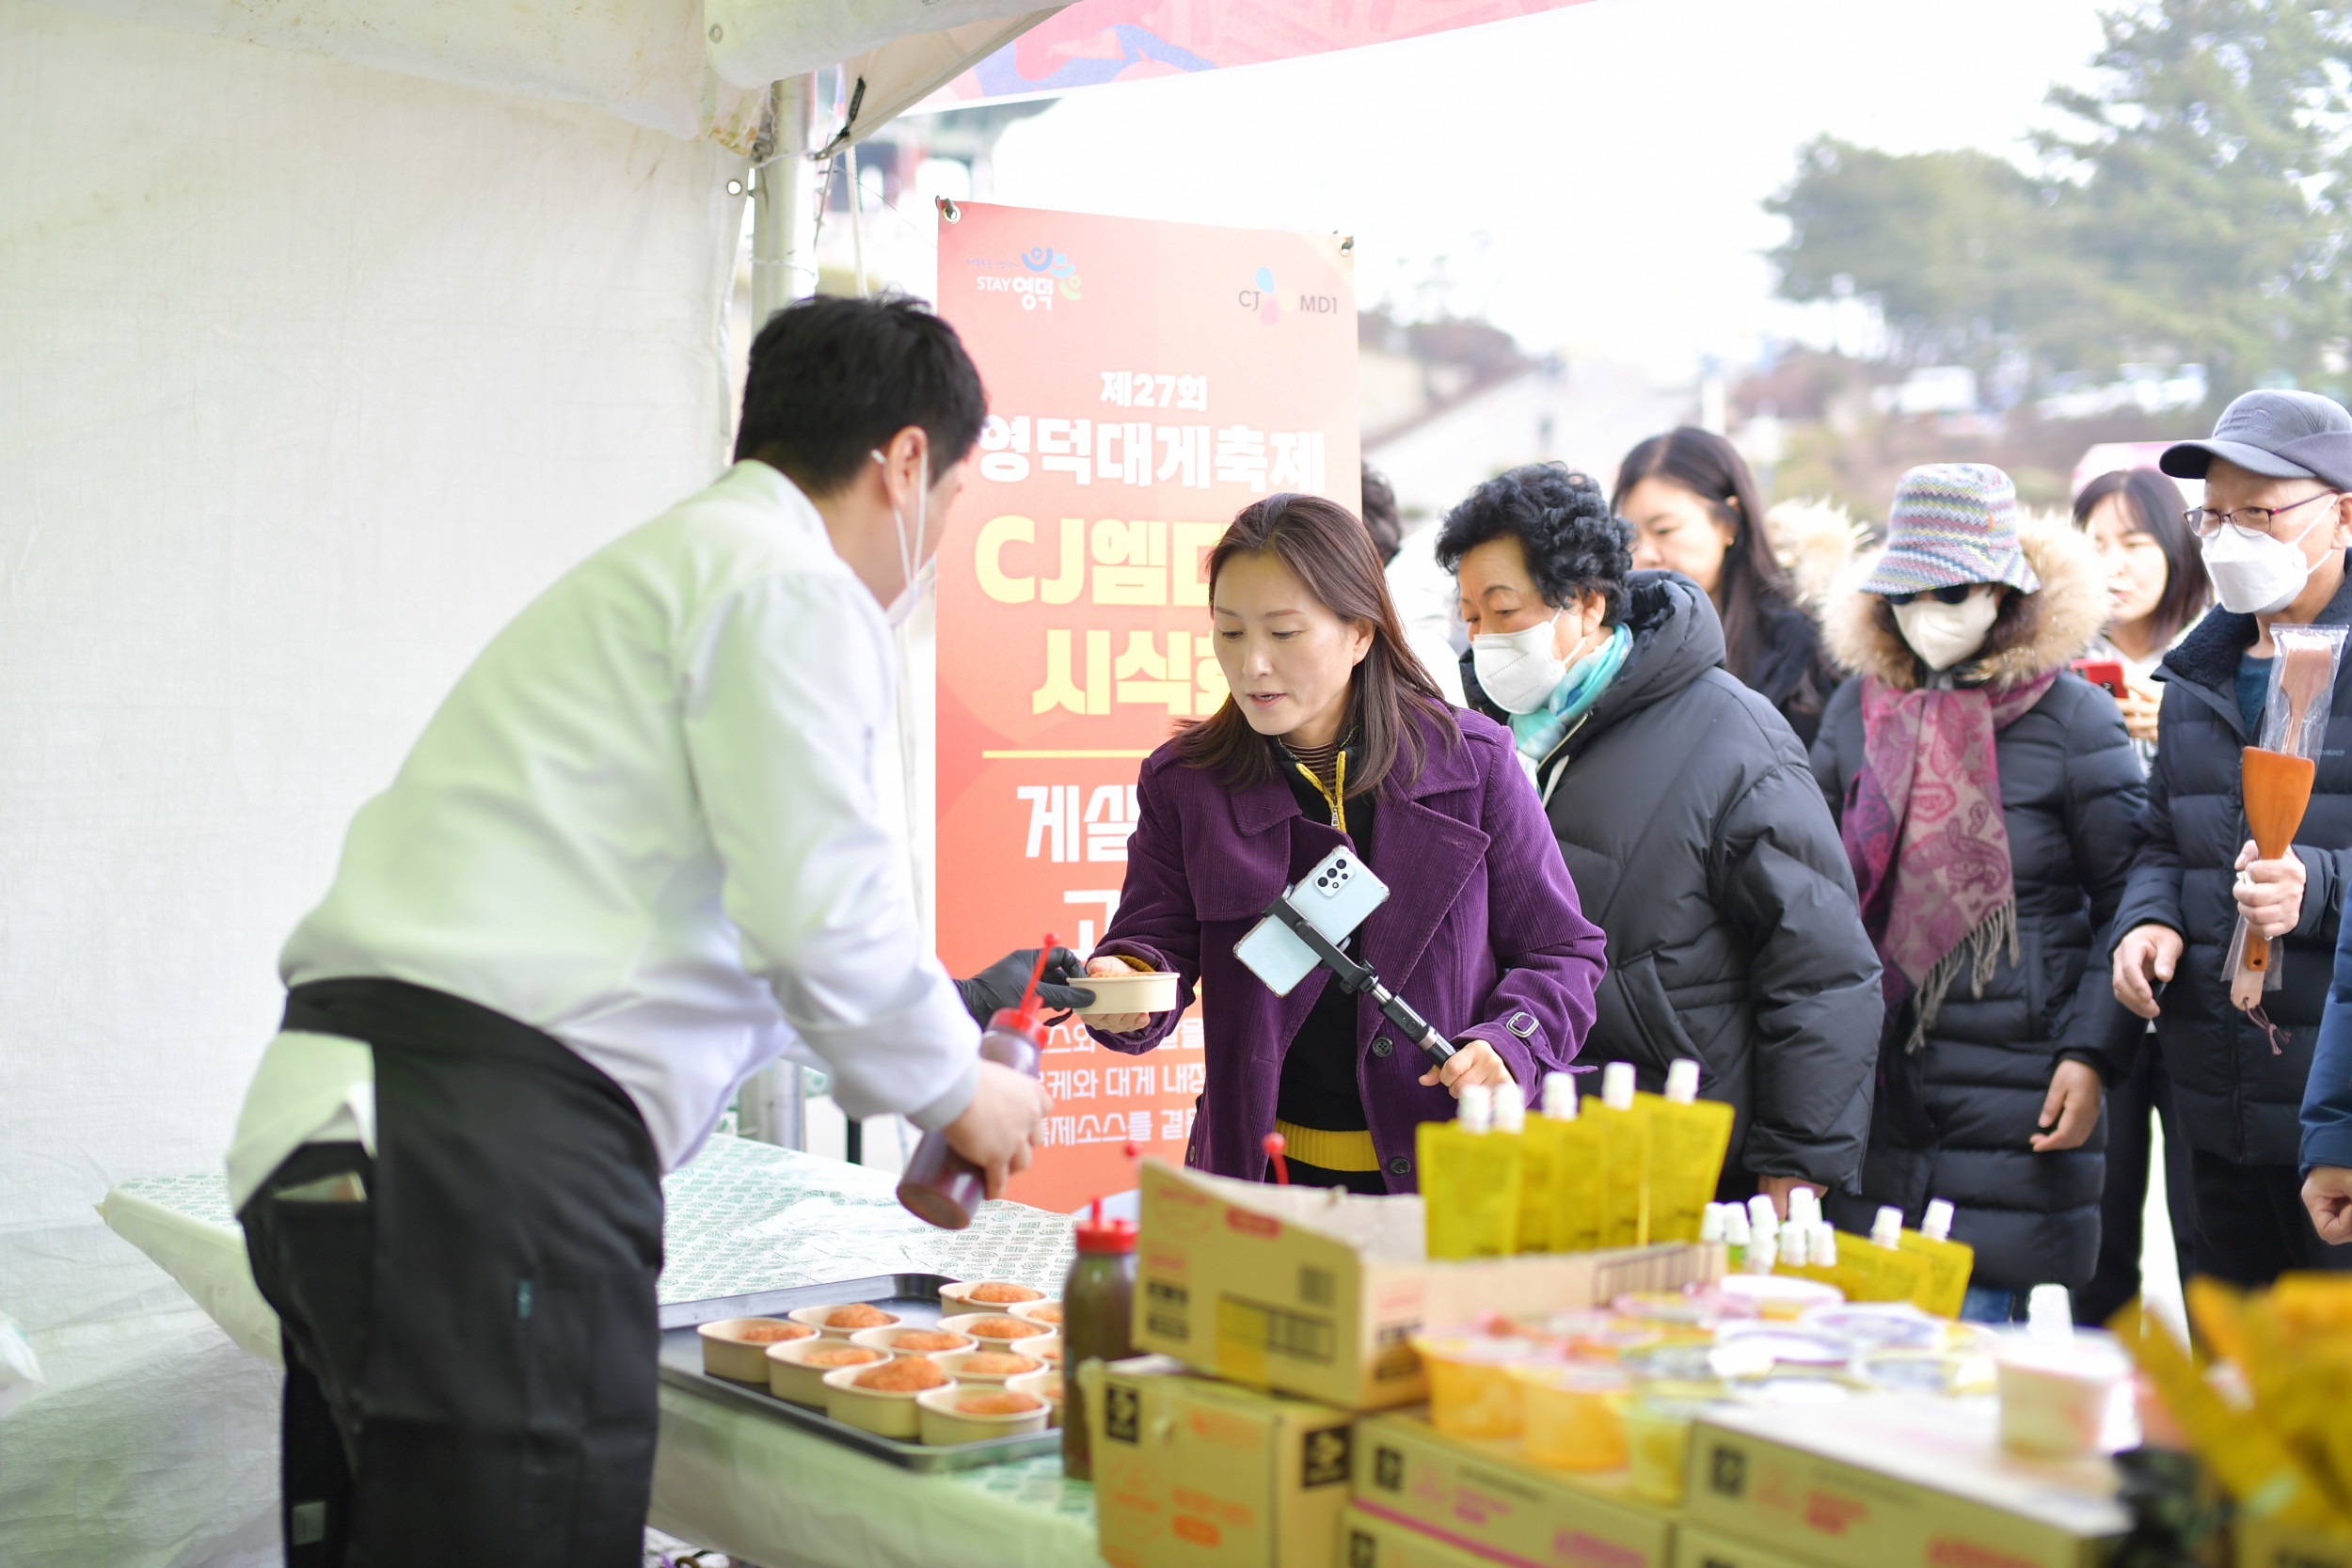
left=1080, top=493, right=1607, bottom=1192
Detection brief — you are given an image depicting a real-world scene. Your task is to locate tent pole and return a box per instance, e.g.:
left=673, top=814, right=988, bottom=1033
left=750, top=73, right=819, bottom=330
left=736, top=71, right=821, bottom=1153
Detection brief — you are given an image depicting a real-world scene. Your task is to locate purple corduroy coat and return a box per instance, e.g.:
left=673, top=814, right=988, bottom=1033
left=1089, top=706, right=1607, bottom=1191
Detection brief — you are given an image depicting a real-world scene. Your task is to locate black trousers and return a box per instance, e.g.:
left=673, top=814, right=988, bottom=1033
left=2076, top=1044, right=2200, bottom=1325
left=2187, top=1148, right=2352, bottom=1287
left=241, top=978, right=665, bottom=1567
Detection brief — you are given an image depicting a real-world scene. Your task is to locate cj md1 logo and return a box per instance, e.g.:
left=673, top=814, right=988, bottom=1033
left=1238, top=264, right=1341, bottom=323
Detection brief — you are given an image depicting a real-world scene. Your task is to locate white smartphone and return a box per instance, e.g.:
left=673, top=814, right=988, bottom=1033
left=1232, top=847, right=1391, bottom=997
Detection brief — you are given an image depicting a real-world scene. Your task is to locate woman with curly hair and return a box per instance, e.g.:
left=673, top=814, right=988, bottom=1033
left=1076, top=493, right=1607, bottom=1192
left=1438, top=464, right=1883, bottom=1211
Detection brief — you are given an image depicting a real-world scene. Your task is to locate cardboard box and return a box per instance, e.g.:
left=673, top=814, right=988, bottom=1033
left=1083, top=1354, right=1356, bottom=1568
left=1682, top=1398, right=2128, bottom=1568
left=1343, top=1503, right=1505, bottom=1568
left=1353, top=1410, right=1677, bottom=1568
left=2237, top=1518, right=2352, bottom=1568
left=1135, top=1159, right=1724, bottom=1410
left=1674, top=1523, right=1836, bottom=1568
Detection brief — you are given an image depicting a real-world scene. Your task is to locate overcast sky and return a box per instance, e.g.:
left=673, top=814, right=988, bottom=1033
left=985, top=0, right=2115, bottom=383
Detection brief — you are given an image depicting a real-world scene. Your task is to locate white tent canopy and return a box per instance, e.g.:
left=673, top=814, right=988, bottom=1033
left=0, top=0, right=1059, bottom=1557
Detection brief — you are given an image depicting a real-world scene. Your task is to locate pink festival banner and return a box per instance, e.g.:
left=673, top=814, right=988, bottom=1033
left=927, top=1, right=1601, bottom=106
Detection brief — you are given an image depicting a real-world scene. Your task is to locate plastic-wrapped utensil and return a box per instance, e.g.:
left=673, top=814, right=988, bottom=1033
left=2226, top=627, right=2347, bottom=1011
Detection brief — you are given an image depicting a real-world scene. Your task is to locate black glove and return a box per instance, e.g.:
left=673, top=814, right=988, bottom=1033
left=956, top=947, right=1096, bottom=1024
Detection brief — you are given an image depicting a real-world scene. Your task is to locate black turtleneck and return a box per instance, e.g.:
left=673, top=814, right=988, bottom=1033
left=1269, top=735, right=1376, bottom=1132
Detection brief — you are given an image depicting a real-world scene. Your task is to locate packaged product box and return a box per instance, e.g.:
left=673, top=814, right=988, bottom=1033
left=1082, top=1354, right=1356, bottom=1568
left=1134, top=1159, right=1724, bottom=1410
left=1674, top=1523, right=1832, bottom=1568
left=1343, top=1502, right=1504, bottom=1568
left=1353, top=1410, right=1677, bottom=1568
left=2236, top=1518, right=2352, bottom=1568
left=1683, top=1398, right=2128, bottom=1568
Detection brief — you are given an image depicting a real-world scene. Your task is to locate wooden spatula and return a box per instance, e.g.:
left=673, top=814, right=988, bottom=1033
left=2243, top=745, right=2318, bottom=972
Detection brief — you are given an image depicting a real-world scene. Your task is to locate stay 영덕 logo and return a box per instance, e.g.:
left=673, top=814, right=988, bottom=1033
left=970, top=245, right=1083, bottom=311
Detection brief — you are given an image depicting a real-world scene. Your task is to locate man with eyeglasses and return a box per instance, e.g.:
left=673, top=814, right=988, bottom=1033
left=2108, top=388, right=2352, bottom=1284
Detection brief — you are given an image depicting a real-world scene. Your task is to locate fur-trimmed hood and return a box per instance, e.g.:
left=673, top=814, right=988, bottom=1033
left=1767, top=499, right=1870, bottom=615
left=1820, top=517, right=2107, bottom=691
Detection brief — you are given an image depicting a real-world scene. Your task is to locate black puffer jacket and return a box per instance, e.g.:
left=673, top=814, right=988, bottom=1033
left=1744, top=597, right=1836, bottom=752
left=1467, top=572, right=1883, bottom=1195
left=1811, top=523, right=2143, bottom=1291
left=2106, top=559, right=2352, bottom=1166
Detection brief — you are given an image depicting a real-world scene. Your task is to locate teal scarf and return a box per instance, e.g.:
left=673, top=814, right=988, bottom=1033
left=1509, top=624, right=1633, bottom=774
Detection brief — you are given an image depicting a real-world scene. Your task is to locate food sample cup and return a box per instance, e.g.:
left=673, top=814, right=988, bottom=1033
left=1006, top=1368, right=1064, bottom=1427
left=822, top=1360, right=950, bottom=1438
left=1072, top=970, right=1179, bottom=1018
left=697, top=1318, right=815, bottom=1383
left=1009, top=1299, right=1065, bottom=1329
left=851, top=1325, right=977, bottom=1360
left=939, top=1312, right=1043, bottom=1345
left=1996, top=1339, right=2127, bottom=1456
left=768, top=1339, right=885, bottom=1405
left=791, top=1302, right=901, bottom=1339
left=1514, top=1364, right=1631, bottom=1472
left=1411, top=1332, right=1551, bottom=1438
left=937, top=1349, right=1046, bottom=1386
left=1714, top=1275, right=1844, bottom=1321
left=939, top=1280, right=1047, bottom=1311
left=1009, top=1333, right=1062, bottom=1370
left=915, top=1385, right=1053, bottom=1446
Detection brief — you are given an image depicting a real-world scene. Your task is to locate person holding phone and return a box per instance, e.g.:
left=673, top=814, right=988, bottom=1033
left=1078, top=493, right=1606, bottom=1193
left=2074, top=467, right=2211, bottom=766
left=2067, top=467, right=2208, bottom=1325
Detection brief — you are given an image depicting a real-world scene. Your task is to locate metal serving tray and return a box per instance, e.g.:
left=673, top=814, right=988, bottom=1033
left=657, top=1274, right=1061, bottom=1473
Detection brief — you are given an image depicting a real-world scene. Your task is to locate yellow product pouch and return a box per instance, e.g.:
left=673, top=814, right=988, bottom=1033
left=1518, top=1115, right=1565, bottom=1252
left=1547, top=1116, right=1605, bottom=1253
left=1894, top=1199, right=1973, bottom=1318
left=1810, top=1232, right=1932, bottom=1303
left=1635, top=1064, right=1734, bottom=1243
left=1592, top=1064, right=1651, bottom=1247
left=1420, top=1084, right=1524, bottom=1260
left=2115, top=1300, right=2344, bottom=1528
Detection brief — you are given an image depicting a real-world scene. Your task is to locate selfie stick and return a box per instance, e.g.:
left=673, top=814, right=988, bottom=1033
left=1259, top=894, right=1459, bottom=1070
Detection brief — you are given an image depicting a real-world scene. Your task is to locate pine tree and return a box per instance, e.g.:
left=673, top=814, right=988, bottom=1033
left=2042, top=0, right=2352, bottom=400
left=1769, top=0, right=2352, bottom=404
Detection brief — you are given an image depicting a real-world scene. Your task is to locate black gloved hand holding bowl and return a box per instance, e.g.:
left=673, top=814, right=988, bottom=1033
left=955, top=947, right=1095, bottom=1025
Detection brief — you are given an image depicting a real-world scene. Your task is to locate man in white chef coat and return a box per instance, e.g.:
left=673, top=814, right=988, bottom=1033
left=225, top=294, right=1082, bottom=1566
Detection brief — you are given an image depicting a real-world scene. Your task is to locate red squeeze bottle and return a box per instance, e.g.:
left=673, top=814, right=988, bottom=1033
left=897, top=940, right=1055, bottom=1230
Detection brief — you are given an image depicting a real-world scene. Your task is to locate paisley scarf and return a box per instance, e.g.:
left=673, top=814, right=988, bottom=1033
left=1842, top=670, right=2058, bottom=1051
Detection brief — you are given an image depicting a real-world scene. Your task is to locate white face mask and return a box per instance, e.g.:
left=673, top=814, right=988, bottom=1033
left=874, top=447, right=932, bottom=629
left=2201, top=519, right=2320, bottom=616
left=1891, top=586, right=2001, bottom=672
left=1471, top=610, right=1568, bottom=714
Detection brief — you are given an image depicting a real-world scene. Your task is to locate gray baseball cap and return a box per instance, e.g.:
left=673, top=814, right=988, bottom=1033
left=2162, top=388, right=2352, bottom=491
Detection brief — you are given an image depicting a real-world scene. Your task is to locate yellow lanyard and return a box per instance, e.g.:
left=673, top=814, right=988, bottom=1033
left=1291, top=750, right=1347, bottom=836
